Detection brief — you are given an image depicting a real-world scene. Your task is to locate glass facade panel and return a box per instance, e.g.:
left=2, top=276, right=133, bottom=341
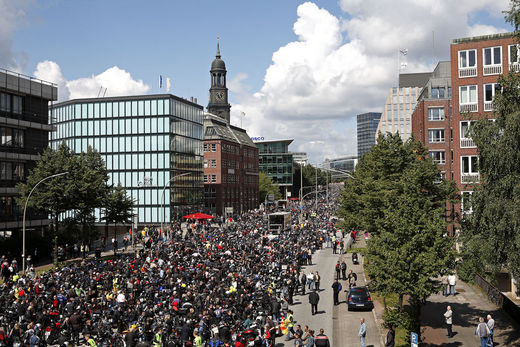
left=51, top=96, right=203, bottom=223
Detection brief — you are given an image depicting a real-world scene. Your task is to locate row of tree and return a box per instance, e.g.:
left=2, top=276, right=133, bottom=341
left=338, top=133, right=457, bottom=340
left=17, top=142, right=134, bottom=248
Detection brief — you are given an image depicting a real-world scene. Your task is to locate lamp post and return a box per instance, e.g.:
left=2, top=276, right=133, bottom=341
left=23, top=171, right=68, bottom=274
left=160, top=172, right=190, bottom=240
left=315, top=165, right=318, bottom=210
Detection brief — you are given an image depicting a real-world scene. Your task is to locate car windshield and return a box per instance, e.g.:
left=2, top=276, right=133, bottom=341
left=350, top=288, right=369, bottom=296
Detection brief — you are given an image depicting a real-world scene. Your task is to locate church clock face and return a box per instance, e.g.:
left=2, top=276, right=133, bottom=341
left=216, top=91, right=225, bottom=101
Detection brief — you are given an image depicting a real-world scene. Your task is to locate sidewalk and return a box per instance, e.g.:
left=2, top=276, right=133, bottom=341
left=421, top=280, right=520, bottom=346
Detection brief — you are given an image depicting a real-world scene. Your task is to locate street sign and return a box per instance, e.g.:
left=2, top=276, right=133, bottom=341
left=268, top=194, right=274, bottom=201
left=225, top=207, right=233, bottom=214
left=411, top=332, right=418, bottom=347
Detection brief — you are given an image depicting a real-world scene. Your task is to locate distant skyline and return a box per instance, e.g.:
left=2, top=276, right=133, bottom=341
left=0, top=0, right=512, bottom=162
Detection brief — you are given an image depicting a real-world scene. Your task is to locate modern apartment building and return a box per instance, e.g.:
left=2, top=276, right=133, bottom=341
left=450, top=33, right=515, bottom=215
left=376, top=73, right=431, bottom=141
left=0, top=68, right=57, bottom=235
left=411, top=61, right=452, bottom=183
left=50, top=94, right=204, bottom=224
left=357, top=112, right=381, bottom=158
left=255, top=139, right=294, bottom=197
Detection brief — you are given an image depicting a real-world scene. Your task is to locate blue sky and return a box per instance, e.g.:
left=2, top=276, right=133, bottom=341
left=1, top=0, right=512, bottom=162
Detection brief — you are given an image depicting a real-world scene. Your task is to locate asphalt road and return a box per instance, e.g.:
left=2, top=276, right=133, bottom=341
left=278, top=241, right=381, bottom=347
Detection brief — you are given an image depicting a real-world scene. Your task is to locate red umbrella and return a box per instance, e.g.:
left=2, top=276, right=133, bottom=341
left=183, top=212, right=215, bottom=220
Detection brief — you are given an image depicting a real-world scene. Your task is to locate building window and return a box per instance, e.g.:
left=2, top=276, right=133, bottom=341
left=428, top=129, right=445, bottom=143
left=509, top=44, right=520, bottom=72
left=0, top=127, right=24, bottom=148
left=483, top=46, right=502, bottom=75
left=428, top=151, right=446, bottom=164
left=461, top=156, right=479, bottom=183
left=211, top=143, right=216, bottom=152
left=461, top=191, right=473, bottom=214
left=431, top=87, right=445, bottom=99
left=211, top=159, right=217, bottom=168
left=428, top=107, right=445, bottom=121
left=0, top=197, right=13, bottom=216
left=484, top=83, right=500, bottom=112
left=459, top=85, right=477, bottom=113
left=211, top=174, right=217, bottom=183
left=434, top=171, right=446, bottom=184
left=460, top=120, right=476, bottom=148
left=0, top=93, right=11, bottom=112
left=203, top=175, right=209, bottom=183
left=458, top=49, right=477, bottom=77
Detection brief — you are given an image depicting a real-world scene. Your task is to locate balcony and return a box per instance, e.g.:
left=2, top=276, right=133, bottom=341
left=461, top=173, right=480, bottom=184
left=460, top=103, right=478, bottom=113
left=460, top=137, right=476, bottom=148
left=459, top=67, right=477, bottom=78
left=484, top=102, right=494, bottom=112
left=510, top=62, right=520, bottom=72
left=483, top=64, right=502, bottom=76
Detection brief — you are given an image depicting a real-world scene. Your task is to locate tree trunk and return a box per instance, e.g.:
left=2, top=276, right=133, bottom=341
left=398, top=294, right=404, bottom=311
left=409, top=296, right=422, bottom=342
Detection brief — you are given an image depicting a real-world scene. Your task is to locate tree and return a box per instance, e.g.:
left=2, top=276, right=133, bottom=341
left=459, top=71, right=520, bottom=282
left=17, top=143, right=110, bottom=254
left=457, top=2, right=520, bottom=284
left=73, top=146, right=110, bottom=243
left=338, top=134, right=457, bottom=340
left=102, top=184, right=135, bottom=254
left=339, top=133, right=414, bottom=234
left=17, top=142, right=76, bottom=238
left=259, top=172, right=282, bottom=202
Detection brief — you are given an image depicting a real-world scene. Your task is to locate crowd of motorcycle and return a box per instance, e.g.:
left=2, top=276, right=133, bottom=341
left=0, top=190, right=340, bottom=347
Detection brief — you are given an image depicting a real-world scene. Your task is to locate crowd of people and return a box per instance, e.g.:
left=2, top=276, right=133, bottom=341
left=0, top=190, right=341, bottom=347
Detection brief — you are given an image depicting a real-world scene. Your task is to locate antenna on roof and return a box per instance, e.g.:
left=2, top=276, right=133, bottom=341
left=103, top=88, right=107, bottom=97
left=97, top=86, right=103, bottom=97
left=432, top=30, right=436, bottom=65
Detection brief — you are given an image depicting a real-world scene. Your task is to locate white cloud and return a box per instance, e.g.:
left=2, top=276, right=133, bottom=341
left=33, top=61, right=150, bottom=102
left=0, top=0, right=32, bottom=71
left=234, top=1, right=509, bottom=163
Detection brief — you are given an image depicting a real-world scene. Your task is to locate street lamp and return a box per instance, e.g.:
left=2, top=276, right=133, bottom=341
left=160, top=172, right=190, bottom=240
left=22, top=171, right=68, bottom=274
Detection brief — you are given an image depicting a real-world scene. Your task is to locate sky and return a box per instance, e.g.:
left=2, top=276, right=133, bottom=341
left=0, top=0, right=512, bottom=163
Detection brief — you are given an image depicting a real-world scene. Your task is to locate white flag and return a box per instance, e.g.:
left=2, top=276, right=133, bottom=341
left=400, top=48, right=408, bottom=56
left=166, top=78, right=171, bottom=92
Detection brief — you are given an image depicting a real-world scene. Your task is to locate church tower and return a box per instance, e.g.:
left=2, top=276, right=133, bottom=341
left=207, top=39, right=231, bottom=123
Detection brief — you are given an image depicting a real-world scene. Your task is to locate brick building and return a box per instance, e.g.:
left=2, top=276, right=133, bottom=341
left=450, top=33, right=515, bottom=215
left=411, top=61, right=452, bottom=182
left=203, top=42, right=259, bottom=216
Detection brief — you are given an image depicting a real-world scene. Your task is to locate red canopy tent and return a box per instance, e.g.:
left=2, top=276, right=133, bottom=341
left=183, top=212, right=215, bottom=220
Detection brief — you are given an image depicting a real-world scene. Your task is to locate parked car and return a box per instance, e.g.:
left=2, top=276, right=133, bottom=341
left=347, top=286, right=374, bottom=311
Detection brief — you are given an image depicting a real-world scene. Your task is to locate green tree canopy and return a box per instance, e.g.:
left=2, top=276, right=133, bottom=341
left=459, top=71, right=520, bottom=282
left=338, top=134, right=457, bottom=338
left=17, top=142, right=110, bottom=243
left=259, top=172, right=282, bottom=202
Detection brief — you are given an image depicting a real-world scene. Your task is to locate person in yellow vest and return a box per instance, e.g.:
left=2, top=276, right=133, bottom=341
left=85, top=334, right=97, bottom=347
left=153, top=327, right=163, bottom=347
left=284, top=310, right=295, bottom=341
left=193, top=330, right=203, bottom=347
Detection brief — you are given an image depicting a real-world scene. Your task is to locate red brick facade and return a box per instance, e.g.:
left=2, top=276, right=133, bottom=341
left=203, top=139, right=259, bottom=216
left=450, top=33, right=516, bottom=216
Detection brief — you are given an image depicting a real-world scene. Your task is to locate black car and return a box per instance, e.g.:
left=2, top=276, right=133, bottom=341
left=347, top=286, right=374, bottom=311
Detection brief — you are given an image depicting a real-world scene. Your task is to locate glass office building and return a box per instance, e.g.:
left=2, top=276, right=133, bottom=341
left=255, top=139, right=293, bottom=186
left=50, top=94, right=204, bottom=224
left=357, top=112, right=381, bottom=158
